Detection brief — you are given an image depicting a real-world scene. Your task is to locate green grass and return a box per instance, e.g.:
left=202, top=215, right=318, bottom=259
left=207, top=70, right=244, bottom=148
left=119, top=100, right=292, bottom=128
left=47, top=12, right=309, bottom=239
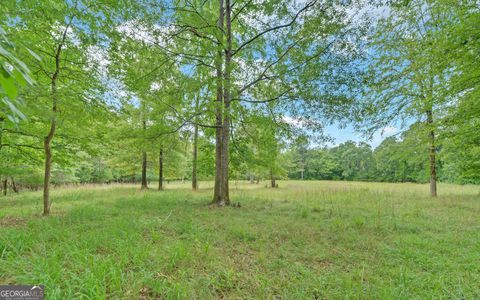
left=1, top=181, right=479, bottom=299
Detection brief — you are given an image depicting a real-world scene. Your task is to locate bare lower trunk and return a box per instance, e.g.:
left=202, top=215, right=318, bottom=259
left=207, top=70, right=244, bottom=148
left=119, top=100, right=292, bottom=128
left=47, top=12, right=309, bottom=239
left=183, top=133, right=189, bottom=183
left=192, top=94, right=199, bottom=191
left=2, top=178, right=7, bottom=196
left=158, top=147, right=163, bottom=190
left=426, top=110, right=437, bottom=197
left=141, top=117, right=148, bottom=189
left=213, top=125, right=223, bottom=201
left=429, top=136, right=437, bottom=197
left=43, top=124, right=54, bottom=215
left=141, top=151, right=148, bottom=189
left=192, top=123, right=198, bottom=191
left=219, top=122, right=230, bottom=205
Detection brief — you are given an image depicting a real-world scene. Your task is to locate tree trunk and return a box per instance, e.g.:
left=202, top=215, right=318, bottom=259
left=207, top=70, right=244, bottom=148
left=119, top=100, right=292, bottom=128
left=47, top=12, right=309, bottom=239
left=141, top=114, right=148, bottom=189
left=158, top=147, right=164, bottom=190
left=213, top=0, right=225, bottom=204
left=10, top=177, right=18, bottom=193
left=183, top=133, right=189, bottom=184
left=43, top=79, right=57, bottom=216
left=0, top=117, right=4, bottom=152
left=141, top=151, right=148, bottom=189
left=192, top=100, right=199, bottom=191
left=426, top=110, right=437, bottom=197
left=43, top=26, right=67, bottom=216
left=2, top=178, right=7, bottom=196
left=218, top=0, right=233, bottom=206
left=270, top=169, right=276, bottom=188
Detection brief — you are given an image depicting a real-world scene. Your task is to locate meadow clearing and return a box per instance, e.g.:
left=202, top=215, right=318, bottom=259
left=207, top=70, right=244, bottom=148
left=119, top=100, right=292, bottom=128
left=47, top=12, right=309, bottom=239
left=0, top=181, right=479, bottom=299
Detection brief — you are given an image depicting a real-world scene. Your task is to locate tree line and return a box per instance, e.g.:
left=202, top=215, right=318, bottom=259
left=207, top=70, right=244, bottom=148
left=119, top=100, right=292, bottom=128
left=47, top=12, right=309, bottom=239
left=285, top=125, right=480, bottom=184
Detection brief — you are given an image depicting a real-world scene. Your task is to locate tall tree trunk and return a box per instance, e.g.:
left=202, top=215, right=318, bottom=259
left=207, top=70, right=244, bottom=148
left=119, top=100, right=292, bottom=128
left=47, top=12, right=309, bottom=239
left=426, top=110, right=437, bottom=197
left=183, top=133, right=189, bottom=183
left=218, top=0, right=233, bottom=206
left=43, top=69, right=58, bottom=216
left=192, top=96, right=199, bottom=191
left=140, top=110, right=148, bottom=189
left=158, top=147, right=164, bottom=190
left=213, top=0, right=225, bottom=204
left=43, top=25, right=68, bottom=216
left=141, top=151, right=148, bottom=189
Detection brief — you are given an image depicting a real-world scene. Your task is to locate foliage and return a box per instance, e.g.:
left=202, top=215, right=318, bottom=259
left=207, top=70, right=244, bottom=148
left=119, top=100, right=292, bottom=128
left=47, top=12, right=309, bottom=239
left=0, top=26, right=38, bottom=124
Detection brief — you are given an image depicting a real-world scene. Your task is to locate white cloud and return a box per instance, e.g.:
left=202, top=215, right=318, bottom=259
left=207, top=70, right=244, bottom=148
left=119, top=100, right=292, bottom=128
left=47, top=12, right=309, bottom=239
left=150, top=82, right=161, bottom=91
left=117, top=20, right=174, bottom=47
left=282, top=116, right=320, bottom=129
left=283, top=116, right=304, bottom=127
left=367, top=125, right=399, bottom=148
left=381, top=126, right=397, bottom=136
left=86, top=45, right=110, bottom=75
left=52, top=22, right=80, bottom=47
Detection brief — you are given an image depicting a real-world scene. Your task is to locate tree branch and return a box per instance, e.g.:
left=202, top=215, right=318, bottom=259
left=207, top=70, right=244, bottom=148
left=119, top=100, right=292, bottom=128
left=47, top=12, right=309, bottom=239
left=233, top=0, right=317, bottom=56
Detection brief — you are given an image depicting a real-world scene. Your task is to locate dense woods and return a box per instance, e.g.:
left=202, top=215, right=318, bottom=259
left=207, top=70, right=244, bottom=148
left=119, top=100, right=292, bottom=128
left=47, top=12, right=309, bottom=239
left=1, top=0, right=479, bottom=210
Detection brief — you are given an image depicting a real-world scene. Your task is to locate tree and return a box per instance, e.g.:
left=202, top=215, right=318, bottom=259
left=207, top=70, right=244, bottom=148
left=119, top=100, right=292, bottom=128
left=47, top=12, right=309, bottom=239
left=291, top=135, right=309, bottom=180
left=430, top=0, right=480, bottom=184
left=330, top=141, right=375, bottom=181
left=373, top=128, right=430, bottom=183
left=358, top=0, right=453, bottom=196
left=150, top=0, right=366, bottom=205
left=3, top=1, right=132, bottom=214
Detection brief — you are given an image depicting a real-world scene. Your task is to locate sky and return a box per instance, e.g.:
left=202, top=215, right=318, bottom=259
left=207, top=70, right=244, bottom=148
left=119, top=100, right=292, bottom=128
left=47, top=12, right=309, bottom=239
left=324, top=123, right=399, bottom=149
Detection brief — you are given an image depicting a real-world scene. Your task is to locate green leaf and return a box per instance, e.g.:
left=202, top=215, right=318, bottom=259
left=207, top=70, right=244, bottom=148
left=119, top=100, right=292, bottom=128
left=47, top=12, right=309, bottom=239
left=0, top=72, right=17, bottom=99
left=12, top=69, right=27, bottom=86
left=0, top=64, right=11, bottom=78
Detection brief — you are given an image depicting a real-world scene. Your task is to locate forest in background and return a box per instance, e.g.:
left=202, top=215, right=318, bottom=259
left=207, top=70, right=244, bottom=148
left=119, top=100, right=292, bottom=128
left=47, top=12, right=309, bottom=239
left=0, top=0, right=479, bottom=211
left=3, top=127, right=477, bottom=190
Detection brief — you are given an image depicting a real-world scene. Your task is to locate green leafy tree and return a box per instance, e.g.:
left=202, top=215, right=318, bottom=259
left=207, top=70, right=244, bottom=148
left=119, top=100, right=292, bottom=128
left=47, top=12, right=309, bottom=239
left=358, top=0, right=454, bottom=196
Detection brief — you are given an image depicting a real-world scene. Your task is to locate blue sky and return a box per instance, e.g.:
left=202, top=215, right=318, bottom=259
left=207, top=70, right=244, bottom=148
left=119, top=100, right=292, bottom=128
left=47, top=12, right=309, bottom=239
left=324, top=123, right=399, bottom=148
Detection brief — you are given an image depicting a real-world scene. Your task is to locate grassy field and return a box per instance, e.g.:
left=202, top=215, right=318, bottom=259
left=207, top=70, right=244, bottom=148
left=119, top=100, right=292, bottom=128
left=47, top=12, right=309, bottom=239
left=0, top=181, right=479, bottom=299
